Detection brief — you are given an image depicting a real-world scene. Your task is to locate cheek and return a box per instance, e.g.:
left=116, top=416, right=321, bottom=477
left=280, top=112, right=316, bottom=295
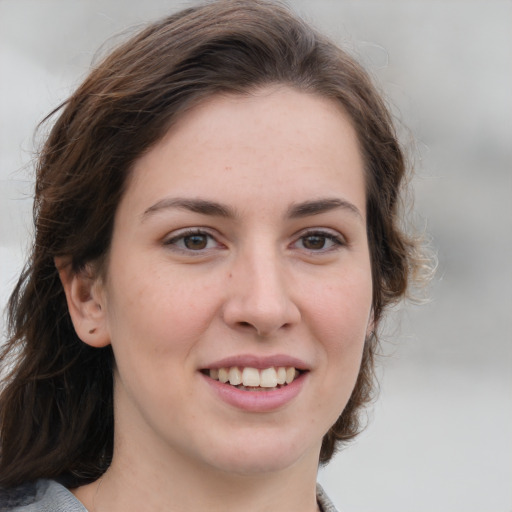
left=303, top=280, right=371, bottom=434
left=104, top=264, right=220, bottom=357
left=306, top=268, right=372, bottom=392
left=309, top=270, right=372, bottom=342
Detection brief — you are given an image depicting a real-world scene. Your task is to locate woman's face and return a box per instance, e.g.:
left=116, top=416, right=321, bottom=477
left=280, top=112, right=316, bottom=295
left=96, top=86, right=373, bottom=476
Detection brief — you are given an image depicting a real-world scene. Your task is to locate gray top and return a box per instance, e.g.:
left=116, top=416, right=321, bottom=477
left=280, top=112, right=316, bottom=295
left=1, top=479, right=339, bottom=511
left=0, top=480, right=86, bottom=512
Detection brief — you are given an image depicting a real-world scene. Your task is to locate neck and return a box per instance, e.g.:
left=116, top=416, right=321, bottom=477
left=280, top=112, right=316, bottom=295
left=73, top=437, right=321, bottom=512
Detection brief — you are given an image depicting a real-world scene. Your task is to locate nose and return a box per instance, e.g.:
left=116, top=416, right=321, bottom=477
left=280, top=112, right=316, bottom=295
left=222, top=244, right=301, bottom=337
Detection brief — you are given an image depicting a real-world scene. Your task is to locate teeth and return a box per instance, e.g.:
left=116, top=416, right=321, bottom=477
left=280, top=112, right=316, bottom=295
left=218, top=368, right=229, bottom=383
left=260, top=367, right=277, bottom=388
left=242, top=367, right=260, bottom=387
left=228, top=367, right=242, bottom=386
left=207, top=366, right=300, bottom=389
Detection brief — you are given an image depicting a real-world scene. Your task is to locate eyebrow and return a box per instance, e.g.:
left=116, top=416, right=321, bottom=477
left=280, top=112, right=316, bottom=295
left=286, top=198, right=364, bottom=221
left=142, top=198, right=236, bottom=220
left=142, top=197, right=363, bottom=222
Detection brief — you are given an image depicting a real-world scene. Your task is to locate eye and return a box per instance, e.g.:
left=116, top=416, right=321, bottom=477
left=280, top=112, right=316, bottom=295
left=181, top=233, right=210, bottom=250
left=164, top=229, right=221, bottom=252
left=293, top=230, right=345, bottom=252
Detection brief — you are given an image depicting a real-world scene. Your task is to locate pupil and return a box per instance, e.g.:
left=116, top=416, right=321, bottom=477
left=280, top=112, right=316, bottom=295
left=304, top=235, right=325, bottom=250
left=184, top=235, right=207, bottom=250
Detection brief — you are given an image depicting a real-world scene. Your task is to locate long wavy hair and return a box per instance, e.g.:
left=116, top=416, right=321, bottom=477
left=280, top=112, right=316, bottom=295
left=0, top=0, right=424, bottom=488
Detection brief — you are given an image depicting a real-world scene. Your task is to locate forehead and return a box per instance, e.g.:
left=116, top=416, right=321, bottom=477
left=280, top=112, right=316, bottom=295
left=121, top=86, right=365, bottom=221
left=167, top=86, right=359, bottom=157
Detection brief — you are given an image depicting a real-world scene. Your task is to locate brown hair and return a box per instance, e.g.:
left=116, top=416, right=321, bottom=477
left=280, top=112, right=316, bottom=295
left=0, top=0, right=423, bottom=488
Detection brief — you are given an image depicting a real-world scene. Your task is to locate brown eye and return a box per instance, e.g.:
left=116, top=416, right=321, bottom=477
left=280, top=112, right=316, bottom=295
left=294, top=231, right=344, bottom=252
left=183, top=234, right=209, bottom=250
left=165, top=230, right=219, bottom=252
left=302, top=235, right=327, bottom=250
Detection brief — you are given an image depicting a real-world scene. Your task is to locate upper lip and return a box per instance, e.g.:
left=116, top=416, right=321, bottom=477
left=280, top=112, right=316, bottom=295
left=201, top=354, right=310, bottom=371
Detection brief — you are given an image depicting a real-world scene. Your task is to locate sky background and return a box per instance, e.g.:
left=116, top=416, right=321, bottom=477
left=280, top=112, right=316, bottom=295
left=1, top=1, right=511, bottom=511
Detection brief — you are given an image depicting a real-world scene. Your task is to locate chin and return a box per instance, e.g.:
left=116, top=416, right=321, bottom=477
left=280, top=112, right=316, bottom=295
left=199, top=431, right=321, bottom=476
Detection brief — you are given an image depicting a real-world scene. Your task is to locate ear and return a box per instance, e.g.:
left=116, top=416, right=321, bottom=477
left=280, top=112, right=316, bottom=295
left=55, top=257, right=111, bottom=348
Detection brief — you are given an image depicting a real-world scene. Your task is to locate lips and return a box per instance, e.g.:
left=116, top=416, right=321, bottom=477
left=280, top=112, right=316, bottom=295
left=200, top=355, right=309, bottom=410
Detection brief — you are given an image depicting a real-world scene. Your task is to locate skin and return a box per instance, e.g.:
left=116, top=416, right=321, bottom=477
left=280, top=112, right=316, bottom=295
left=60, top=86, right=373, bottom=512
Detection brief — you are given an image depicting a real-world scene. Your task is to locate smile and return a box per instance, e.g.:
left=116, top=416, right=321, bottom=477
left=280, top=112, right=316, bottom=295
left=203, top=366, right=301, bottom=390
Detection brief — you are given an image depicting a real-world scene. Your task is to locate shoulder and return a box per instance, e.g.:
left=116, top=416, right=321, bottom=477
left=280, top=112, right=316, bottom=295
left=1, top=480, right=335, bottom=512
left=0, top=480, right=87, bottom=512
left=316, top=483, right=340, bottom=512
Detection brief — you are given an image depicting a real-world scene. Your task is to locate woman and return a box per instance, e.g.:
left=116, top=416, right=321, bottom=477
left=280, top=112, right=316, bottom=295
left=0, top=1, right=424, bottom=510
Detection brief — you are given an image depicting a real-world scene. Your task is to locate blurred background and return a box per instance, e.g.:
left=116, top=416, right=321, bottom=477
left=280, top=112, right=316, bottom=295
left=0, top=1, right=510, bottom=510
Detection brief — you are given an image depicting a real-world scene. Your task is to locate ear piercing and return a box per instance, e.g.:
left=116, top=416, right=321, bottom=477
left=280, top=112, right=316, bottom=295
left=89, top=328, right=97, bottom=334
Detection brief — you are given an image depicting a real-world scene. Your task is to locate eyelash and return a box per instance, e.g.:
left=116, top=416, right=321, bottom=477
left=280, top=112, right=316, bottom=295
left=292, top=230, right=346, bottom=252
left=164, top=228, right=345, bottom=255
left=163, top=228, right=221, bottom=253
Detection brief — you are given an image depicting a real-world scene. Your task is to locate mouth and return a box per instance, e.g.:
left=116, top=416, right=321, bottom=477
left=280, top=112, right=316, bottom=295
left=201, top=366, right=303, bottom=391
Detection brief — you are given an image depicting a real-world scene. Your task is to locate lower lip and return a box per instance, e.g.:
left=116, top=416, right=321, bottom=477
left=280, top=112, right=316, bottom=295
left=201, top=372, right=307, bottom=412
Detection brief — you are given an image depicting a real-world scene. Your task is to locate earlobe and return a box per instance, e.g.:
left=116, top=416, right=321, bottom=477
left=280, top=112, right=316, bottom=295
left=55, top=257, right=111, bottom=348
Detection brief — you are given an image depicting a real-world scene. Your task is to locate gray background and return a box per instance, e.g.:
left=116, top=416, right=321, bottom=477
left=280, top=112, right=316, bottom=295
left=1, top=1, right=511, bottom=510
